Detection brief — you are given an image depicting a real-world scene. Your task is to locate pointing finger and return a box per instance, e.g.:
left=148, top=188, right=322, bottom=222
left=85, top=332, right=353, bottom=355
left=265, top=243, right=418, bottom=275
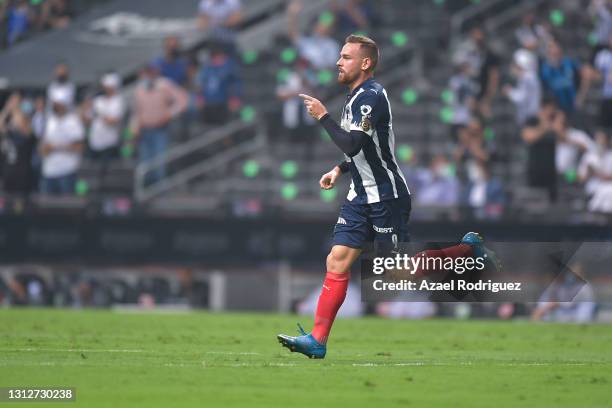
left=298, top=94, right=315, bottom=101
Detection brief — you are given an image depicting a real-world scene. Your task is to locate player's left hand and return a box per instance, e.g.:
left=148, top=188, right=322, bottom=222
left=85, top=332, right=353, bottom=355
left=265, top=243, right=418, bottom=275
left=299, top=94, right=328, bottom=120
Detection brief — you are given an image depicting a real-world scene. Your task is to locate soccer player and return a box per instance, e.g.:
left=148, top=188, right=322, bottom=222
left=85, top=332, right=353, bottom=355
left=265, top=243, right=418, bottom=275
left=277, top=35, right=487, bottom=359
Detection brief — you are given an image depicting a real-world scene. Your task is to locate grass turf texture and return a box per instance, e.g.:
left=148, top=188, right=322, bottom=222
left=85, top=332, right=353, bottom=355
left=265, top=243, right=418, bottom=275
left=1, top=309, right=611, bottom=408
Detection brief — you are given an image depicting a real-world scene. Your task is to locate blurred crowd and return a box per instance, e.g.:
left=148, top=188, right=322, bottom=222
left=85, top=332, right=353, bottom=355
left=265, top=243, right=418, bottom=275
left=0, top=0, right=250, bottom=198
left=0, top=266, right=210, bottom=308
left=0, top=0, right=611, bottom=216
left=428, top=0, right=612, bottom=215
left=0, top=0, right=74, bottom=48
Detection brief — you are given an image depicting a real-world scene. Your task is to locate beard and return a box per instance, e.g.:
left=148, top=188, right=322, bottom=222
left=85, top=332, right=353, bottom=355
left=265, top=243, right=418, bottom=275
left=337, top=69, right=357, bottom=85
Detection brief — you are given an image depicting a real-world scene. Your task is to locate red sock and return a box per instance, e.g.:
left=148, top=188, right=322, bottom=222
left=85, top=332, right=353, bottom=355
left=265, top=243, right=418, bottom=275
left=311, top=271, right=349, bottom=344
left=413, top=244, right=473, bottom=277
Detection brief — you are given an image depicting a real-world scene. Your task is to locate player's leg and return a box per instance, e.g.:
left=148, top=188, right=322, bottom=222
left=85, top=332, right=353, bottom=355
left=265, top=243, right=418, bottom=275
left=386, top=232, right=497, bottom=280
left=310, top=245, right=361, bottom=344
left=277, top=200, right=369, bottom=358
left=410, top=232, right=499, bottom=278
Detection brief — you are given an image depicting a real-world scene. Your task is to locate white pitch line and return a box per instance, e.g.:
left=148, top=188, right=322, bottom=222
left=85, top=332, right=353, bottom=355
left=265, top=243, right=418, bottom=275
left=205, top=351, right=261, bottom=355
left=226, top=363, right=296, bottom=367
left=2, top=348, right=145, bottom=353
left=351, top=361, right=593, bottom=367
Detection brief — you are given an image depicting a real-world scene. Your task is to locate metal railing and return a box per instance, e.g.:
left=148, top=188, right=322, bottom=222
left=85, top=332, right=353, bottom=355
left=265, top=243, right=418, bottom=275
left=484, top=0, right=551, bottom=33
left=450, top=0, right=514, bottom=38
left=134, top=120, right=266, bottom=202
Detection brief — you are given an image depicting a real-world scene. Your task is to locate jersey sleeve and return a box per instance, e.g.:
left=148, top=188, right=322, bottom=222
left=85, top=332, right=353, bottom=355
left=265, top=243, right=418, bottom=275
left=349, top=90, right=380, bottom=137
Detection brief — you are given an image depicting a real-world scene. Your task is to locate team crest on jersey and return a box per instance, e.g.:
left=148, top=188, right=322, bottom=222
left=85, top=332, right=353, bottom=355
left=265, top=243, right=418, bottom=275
left=360, top=105, right=372, bottom=132
left=361, top=117, right=371, bottom=132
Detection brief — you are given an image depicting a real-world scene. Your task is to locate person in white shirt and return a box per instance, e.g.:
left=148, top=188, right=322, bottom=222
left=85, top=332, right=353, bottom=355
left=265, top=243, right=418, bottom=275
left=39, top=87, right=84, bottom=195
left=578, top=131, right=612, bottom=212
left=514, top=12, right=553, bottom=57
left=86, top=73, right=124, bottom=160
left=504, top=49, right=541, bottom=125
left=553, top=114, right=596, bottom=175
left=46, top=62, right=76, bottom=109
left=593, top=34, right=612, bottom=130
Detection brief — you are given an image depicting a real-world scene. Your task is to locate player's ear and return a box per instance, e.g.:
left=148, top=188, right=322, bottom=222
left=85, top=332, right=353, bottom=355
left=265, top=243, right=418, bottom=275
left=361, top=57, right=371, bottom=72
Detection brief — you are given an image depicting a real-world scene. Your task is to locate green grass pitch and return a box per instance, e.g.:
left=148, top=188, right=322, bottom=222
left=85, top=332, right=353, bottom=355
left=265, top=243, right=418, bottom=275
left=1, top=309, right=611, bottom=407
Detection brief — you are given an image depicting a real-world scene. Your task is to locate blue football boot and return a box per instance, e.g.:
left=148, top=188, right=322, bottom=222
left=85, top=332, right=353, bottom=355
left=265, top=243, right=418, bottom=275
left=461, top=232, right=502, bottom=271
left=277, top=323, right=326, bottom=359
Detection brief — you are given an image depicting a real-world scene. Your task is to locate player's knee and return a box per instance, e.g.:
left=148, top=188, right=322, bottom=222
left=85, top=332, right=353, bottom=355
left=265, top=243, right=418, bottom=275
left=326, top=246, right=353, bottom=273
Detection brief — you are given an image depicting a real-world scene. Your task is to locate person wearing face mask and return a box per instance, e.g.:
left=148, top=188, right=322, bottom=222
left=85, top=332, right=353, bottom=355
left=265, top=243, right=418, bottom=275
left=0, top=91, right=35, bottom=197
left=132, top=61, right=188, bottom=185
left=46, top=62, right=76, bottom=109
left=154, top=36, right=189, bottom=87
left=412, top=154, right=460, bottom=207
left=84, top=73, right=124, bottom=160
left=462, top=160, right=506, bottom=218
left=39, top=88, right=84, bottom=195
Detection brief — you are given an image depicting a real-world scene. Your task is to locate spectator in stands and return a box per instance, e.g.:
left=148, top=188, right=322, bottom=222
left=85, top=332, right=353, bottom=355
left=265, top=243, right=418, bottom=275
left=593, top=33, right=612, bottom=132
left=578, top=131, right=612, bottom=213
left=39, top=87, right=84, bottom=195
left=155, top=36, right=190, bottom=87
left=412, top=154, right=459, bottom=207
left=521, top=98, right=559, bottom=201
left=85, top=72, right=124, bottom=160
left=539, top=40, right=590, bottom=114
left=197, top=0, right=242, bottom=51
left=461, top=161, right=506, bottom=217
left=276, top=57, right=317, bottom=147
left=588, top=0, right=612, bottom=64
left=453, top=115, right=493, bottom=184
left=6, top=0, right=32, bottom=46
left=332, top=0, right=373, bottom=38
left=448, top=60, right=477, bottom=140
left=287, top=0, right=341, bottom=70
left=514, top=10, right=553, bottom=57
left=30, top=95, right=45, bottom=191
left=133, top=62, right=188, bottom=185
left=0, top=91, right=35, bottom=196
left=39, top=0, right=73, bottom=30
left=31, top=95, right=45, bottom=139
left=503, top=49, right=541, bottom=126
left=47, top=62, right=75, bottom=108
left=531, top=263, right=596, bottom=323
left=197, top=43, right=242, bottom=125
left=554, top=113, right=595, bottom=177
left=452, top=26, right=500, bottom=118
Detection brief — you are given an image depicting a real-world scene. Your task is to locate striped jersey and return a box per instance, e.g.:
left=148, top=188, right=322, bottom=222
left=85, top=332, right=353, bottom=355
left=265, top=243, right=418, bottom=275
left=340, top=78, right=410, bottom=204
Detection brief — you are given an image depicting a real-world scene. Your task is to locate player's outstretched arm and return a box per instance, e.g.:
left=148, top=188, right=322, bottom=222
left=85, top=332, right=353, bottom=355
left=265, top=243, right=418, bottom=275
left=299, top=94, right=368, bottom=157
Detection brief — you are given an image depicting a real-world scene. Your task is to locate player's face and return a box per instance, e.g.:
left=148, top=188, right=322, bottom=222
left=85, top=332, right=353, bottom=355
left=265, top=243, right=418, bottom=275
left=336, top=43, right=365, bottom=85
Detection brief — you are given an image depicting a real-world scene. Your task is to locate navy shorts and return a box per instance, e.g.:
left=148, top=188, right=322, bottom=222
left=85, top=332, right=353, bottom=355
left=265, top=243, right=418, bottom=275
left=332, top=195, right=412, bottom=250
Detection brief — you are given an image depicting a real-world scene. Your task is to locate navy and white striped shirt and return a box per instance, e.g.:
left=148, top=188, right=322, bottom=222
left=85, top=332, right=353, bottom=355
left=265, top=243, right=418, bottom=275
left=340, top=78, right=410, bottom=204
